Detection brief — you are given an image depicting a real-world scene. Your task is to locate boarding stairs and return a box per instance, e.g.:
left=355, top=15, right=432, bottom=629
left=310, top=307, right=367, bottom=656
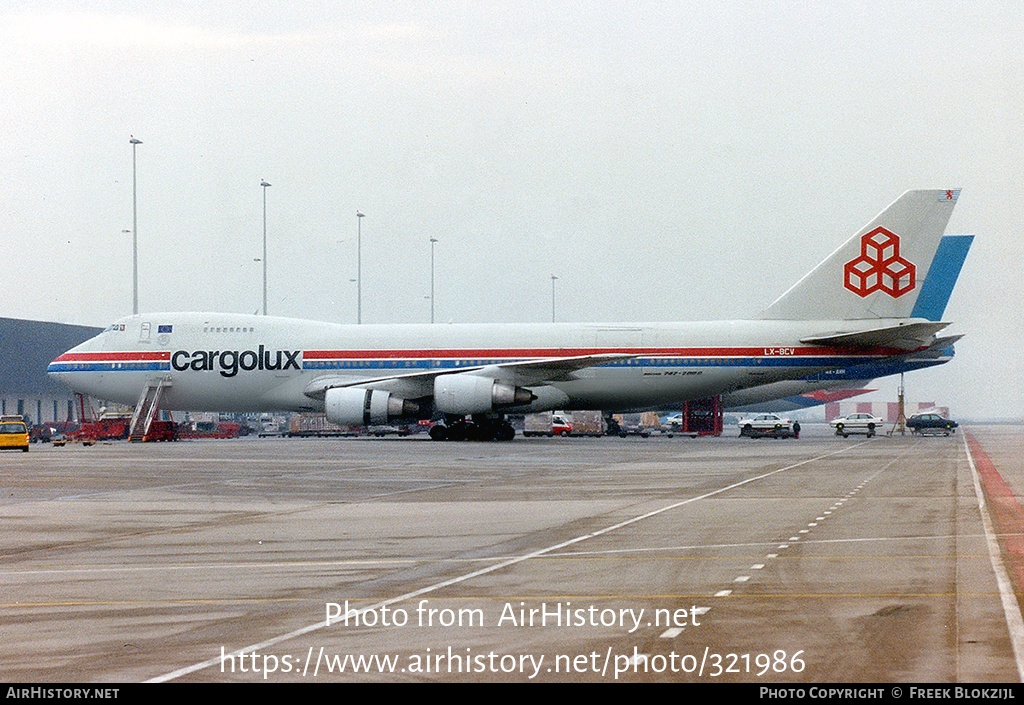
left=128, top=377, right=171, bottom=442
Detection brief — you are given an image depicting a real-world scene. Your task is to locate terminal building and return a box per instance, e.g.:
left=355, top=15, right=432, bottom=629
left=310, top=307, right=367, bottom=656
left=0, top=317, right=101, bottom=425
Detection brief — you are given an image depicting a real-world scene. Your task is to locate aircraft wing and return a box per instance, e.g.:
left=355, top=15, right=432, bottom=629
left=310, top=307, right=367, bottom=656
left=800, top=321, right=950, bottom=351
left=473, top=353, right=636, bottom=384
left=303, top=352, right=635, bottom=400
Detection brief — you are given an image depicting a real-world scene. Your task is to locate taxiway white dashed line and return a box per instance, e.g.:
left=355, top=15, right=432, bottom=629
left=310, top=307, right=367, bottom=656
left=147, top=443, right=866, bottom=682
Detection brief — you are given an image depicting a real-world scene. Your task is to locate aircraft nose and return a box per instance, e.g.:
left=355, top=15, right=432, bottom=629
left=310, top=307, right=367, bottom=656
left=47, top=350, right=74, bottom=385
left=47, top=337, right=96, bottom=388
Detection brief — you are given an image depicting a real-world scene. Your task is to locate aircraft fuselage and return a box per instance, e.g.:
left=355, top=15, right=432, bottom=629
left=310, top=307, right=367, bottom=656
left=48, top=312, right=921, bottom=416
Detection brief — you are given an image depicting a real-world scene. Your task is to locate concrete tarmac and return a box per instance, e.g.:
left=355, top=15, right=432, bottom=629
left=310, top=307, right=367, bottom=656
left=1, top=423, right=1022, bottom=683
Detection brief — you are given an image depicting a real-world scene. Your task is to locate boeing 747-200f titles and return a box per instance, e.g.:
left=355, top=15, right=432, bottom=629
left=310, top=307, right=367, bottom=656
left=49, top=189, right=964, bottom=441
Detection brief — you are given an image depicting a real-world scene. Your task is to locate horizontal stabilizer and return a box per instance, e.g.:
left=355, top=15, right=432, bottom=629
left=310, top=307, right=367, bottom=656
left=802, top=388, right=876, bottom=403
left=916, top=334, right=963, bottom=354
left=800, top=321, right=950, bottom=351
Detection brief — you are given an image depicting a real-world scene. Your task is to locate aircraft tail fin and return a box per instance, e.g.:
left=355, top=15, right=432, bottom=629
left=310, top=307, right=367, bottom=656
left=760, top=189, right=961, bottom=321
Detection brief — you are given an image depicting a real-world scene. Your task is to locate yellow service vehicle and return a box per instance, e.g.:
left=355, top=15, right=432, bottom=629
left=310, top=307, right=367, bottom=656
left=0, top=415, right=30, bottom=452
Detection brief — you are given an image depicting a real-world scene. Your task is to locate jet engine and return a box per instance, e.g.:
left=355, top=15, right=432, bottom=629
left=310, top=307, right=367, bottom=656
left=433, top=374, right=535, bottom=415
left=324, top=387, right=418, bottom=426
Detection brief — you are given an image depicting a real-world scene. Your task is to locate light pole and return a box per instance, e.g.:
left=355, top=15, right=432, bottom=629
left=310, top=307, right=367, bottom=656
left=121, top=229, right=131, bottom=305
left=261, top=180, right=271, bottom=315
left=430, top=237, right=438, bottom=323
left=551, top=274, right=558, bottom=323
left=356, top=211, right=365, bottom=324
left=130, top=136, right=142, bottom=314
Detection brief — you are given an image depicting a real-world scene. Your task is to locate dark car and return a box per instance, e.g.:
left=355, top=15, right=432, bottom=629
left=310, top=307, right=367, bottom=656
left=906, top=413, right=958, bottom=436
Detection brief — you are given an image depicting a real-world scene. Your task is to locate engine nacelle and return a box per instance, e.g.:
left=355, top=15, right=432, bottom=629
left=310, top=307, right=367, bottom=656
left=324, top=387, right=418, bottom=426
left=433, top=374, right=535, bottom=415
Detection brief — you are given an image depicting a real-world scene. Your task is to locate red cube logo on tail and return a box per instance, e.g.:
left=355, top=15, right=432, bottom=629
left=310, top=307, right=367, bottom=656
left=843, top=227, right=916, bottom=298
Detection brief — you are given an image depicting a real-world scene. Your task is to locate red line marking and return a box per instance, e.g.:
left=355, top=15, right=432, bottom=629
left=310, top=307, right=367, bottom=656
left=968, top=431, right=1024, bottom=601
left=53, top=351, right=170, bottom=362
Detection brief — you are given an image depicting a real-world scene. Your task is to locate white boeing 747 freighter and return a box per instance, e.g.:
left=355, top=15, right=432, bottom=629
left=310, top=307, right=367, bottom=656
left=49, top=189, right=963, bottom=440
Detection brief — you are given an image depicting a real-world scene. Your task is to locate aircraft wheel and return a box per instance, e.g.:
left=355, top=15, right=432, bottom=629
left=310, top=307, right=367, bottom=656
left=465, top=423, right=489, bottom=441
left=429, top=425, right=448, bottom=441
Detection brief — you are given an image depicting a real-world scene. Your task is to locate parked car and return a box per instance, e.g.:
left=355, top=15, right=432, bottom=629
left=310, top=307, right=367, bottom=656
left=0, top=415, right=29, bottom=452
left=906, top=413, right=958, bottom=436
left=737, top=413, right=797, bottom=438
left=661, top=413, right=683, bottom=429
left=659, top=413, right=684, bottom=434
left=830, top=412, right=885, bottom=438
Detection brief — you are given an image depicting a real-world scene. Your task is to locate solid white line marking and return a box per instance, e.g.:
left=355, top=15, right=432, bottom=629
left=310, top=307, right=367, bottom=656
left=660, top=627, right=684, bottom=638
left=963, top=433, right=1024, bottom=681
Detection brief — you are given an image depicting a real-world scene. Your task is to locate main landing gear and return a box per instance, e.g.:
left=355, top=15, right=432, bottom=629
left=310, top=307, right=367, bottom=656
left=428, top=414, right=516, bottom=442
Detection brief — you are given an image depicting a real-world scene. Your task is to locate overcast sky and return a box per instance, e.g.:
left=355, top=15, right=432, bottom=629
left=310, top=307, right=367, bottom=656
left=1, top=1, right=1021, bottom=419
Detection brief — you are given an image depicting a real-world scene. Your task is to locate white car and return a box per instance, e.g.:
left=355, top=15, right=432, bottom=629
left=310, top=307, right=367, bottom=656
left=830, top=413, right=884, bottom=438
left=737, top=413, right=797, bottom=438
left=661, top=413, right=683, bottom=429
